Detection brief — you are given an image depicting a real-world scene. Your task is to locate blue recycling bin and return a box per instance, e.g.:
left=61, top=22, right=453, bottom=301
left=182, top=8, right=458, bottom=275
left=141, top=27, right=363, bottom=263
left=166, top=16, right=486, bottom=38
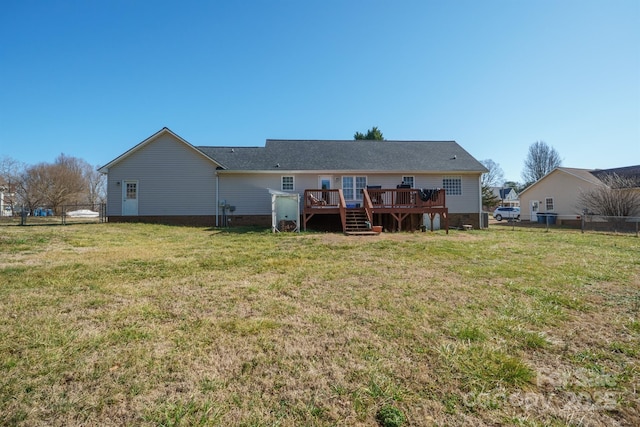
left=538, top=213, right=557, bottom=225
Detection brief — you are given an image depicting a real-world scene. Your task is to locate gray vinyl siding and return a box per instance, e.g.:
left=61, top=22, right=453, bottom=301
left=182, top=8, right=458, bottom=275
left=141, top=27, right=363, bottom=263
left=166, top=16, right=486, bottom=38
left=105, top=173, right=121, bottom=216
left=105, top=133, right=217, bottom=216
left=217, top=173, right=278, bottom=215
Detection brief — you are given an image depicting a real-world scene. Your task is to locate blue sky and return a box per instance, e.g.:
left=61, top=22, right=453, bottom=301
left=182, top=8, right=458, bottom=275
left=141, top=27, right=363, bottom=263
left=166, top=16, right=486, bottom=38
left=1, top=0, right=638, bottom=183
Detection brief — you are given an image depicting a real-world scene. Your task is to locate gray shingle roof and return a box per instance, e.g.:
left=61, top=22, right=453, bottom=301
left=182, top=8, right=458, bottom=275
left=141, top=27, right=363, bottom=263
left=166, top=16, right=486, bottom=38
left=590, top=165, right=640, bottom=183
left=197, top=140, right=487, bottom=172
left=196, top=146, right=269, bottom=170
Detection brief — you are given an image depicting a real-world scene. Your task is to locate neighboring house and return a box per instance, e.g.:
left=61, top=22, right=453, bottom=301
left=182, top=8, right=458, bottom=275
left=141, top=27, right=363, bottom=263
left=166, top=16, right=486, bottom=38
left=490, top=186, right=519, bottom=208
left=98, top=128, right=489, bottom=231
left=518, top=165, right=640, bottom=224
left=0, top=186, right=5, bottom=216
left=0, top=183, right=14, bottom=216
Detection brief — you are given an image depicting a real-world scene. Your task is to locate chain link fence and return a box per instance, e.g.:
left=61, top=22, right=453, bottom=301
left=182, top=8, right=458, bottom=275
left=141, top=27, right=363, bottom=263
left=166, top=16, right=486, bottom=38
left=0, top=204, right=107, bottom=226
left=580, top=214, right=640, bottom=236
left=490, top=213, right=639, bottom=236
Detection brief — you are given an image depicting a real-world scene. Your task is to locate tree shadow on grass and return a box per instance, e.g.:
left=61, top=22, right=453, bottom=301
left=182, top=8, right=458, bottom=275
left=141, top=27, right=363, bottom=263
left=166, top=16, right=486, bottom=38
left=205, top=226, right=272, bottom=235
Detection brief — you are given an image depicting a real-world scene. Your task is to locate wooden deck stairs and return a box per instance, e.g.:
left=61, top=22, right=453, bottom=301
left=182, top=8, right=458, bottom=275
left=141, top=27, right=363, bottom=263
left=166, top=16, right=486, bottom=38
left=344, top=209, right=379, bottom=235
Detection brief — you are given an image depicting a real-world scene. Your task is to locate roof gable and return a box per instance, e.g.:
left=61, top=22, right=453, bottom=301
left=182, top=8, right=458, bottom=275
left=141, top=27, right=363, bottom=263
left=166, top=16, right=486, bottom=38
left=98, top=127, right=220, bottom=173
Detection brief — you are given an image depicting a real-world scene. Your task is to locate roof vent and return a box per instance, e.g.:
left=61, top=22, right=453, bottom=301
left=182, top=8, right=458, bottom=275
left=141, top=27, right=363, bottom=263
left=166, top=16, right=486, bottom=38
left=230, top=148, right=235, bottom=153
left=275, top=163, right=280, bottom=168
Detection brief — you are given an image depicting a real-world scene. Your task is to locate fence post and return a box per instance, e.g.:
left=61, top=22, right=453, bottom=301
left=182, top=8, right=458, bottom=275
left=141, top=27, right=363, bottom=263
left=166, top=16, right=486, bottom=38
left=20, top=205, right=26, bottom=226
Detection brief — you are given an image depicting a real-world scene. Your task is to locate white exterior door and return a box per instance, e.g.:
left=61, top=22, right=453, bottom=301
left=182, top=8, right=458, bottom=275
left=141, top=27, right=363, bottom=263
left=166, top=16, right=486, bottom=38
left=530, top=200, right=539, bottom=222
left=122, top=180, right=139, bottom=216
left=318, top=176, right=332, bottom=190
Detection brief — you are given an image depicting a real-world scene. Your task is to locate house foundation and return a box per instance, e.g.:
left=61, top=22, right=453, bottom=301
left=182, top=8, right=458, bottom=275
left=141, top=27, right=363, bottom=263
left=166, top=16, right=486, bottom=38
left=107, top=215, right=216, bottom=227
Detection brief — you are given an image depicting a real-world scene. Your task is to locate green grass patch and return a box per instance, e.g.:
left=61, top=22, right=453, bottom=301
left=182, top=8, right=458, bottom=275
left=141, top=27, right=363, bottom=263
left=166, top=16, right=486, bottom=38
left=453, top=324, right=487, bottom=342
left=376, top=404, right=406, bottom=427
left=0, top=223, right=638, bottom=425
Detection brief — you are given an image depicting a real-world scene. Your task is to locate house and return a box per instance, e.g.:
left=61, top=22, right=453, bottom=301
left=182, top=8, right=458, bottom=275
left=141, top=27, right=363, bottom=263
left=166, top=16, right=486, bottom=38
left=490, top=186, right=519, bottom=208
left=98, top=128, right=489, bottom=231
left=518, top=165, right=640, bottom=225
left=0, top=182, right=14, bottom=216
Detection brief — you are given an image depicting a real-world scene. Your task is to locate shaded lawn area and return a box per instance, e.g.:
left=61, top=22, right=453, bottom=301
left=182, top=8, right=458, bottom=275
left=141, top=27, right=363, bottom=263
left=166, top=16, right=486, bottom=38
left=0, top=224, right=638, bottom=426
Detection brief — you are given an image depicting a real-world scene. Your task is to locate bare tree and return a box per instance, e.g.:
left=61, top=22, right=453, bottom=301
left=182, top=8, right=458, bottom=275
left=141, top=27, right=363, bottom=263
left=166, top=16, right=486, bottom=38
left=577, top=173, right=640, bottom=217
left=522, top=141, right=562, bottom=186
left=85, top=165, right=106, bottom=206
left=51, top=154, right=88, bottom=209
left=17, top=154, right=87, bottom=214
left=0, top=156, right=23, bottom=213
left=16, top=164, right=46, bottom=213
left=480, top=159, right=505, bottom=188
left=480, top=159, right=504, bottom=209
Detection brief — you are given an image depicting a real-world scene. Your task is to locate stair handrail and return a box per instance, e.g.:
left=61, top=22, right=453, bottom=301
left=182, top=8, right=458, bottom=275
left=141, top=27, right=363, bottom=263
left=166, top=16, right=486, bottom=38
left=362, top=189, right=374, bottom=226
left=338, top=189, right=347, bottom=232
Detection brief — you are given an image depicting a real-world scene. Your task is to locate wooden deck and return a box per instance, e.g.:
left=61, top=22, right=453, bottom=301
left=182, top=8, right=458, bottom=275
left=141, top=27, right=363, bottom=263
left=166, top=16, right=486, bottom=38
left=303, top=188, right=449, bottom=233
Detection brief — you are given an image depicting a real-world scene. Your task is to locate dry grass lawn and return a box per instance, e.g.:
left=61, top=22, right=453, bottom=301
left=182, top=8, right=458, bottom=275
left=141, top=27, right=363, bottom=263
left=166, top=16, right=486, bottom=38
left=0, top=223, right=638, bottom=426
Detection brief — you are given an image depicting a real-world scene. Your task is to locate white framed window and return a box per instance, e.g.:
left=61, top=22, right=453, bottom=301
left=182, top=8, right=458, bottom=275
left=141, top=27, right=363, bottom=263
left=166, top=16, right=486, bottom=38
left=281, top=176, right=294, bottom=191
left=442, top=176, right=462, bottom=195
left=545, top=197, right=554, bottom=211
left=126, top=182, right=137, bottom=199
left=402, top=176, right=415, bottom=188
left=342, top=176, right=367, bottom=200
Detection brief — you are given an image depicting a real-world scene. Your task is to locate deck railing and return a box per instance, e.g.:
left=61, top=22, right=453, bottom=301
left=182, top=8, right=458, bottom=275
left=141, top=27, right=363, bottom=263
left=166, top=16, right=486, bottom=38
left=303, top=189, right=341, bottom=208
left=365, top=188, right=445, bottom=209
left=303, top=189, right=344, bottom=231
left=304, top=188, right=445, bottom=210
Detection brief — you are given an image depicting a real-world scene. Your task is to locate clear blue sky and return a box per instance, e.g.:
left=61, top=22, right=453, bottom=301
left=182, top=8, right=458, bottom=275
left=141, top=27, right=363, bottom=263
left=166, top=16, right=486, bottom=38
left=1, top=0, right=638, bottom=184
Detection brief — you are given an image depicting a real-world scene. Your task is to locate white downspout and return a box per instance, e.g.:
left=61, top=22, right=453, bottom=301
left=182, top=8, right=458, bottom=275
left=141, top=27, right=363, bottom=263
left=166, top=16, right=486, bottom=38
left=215, top=172, right=219, bottom=227
left=478, top=174, right=484, bottom=228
